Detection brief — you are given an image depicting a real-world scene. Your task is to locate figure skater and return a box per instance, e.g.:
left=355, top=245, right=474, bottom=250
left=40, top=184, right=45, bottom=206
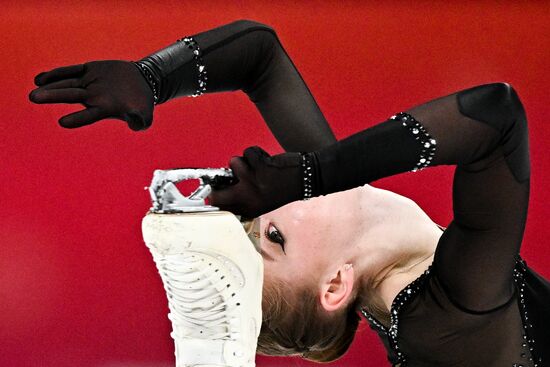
left=29, top=19, right=549, bottom=366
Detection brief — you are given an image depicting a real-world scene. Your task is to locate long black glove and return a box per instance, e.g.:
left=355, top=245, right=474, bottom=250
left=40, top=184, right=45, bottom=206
left=29, top=20, right=336, bottom=152
left=210, top=83, right=529, bottom=218
left=134, top=19, right=335, bottom=151
left=209, top=110, right=426, bottom=218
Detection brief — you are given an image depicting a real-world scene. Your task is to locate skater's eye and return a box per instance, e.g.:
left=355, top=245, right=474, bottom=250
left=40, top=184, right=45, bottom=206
left=265, top=224, right=285, bottom=253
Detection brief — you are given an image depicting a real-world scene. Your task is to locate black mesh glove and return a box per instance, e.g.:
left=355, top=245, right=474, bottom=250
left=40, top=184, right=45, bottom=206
left=209, top=146, right=304, bottom=218
left=29, top=60, right=154, bottom=131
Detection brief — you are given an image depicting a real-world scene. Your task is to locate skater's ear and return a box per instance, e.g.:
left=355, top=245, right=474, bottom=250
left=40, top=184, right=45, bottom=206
left=319, top=263, right=354, bottom=312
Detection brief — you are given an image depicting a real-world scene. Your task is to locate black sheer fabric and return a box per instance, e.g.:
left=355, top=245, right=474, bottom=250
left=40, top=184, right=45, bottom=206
left=139, top=19, right=336, bottom=152
left=362, top=257, right=550, bottom=367
left=155, top=20, right=548, bottom=367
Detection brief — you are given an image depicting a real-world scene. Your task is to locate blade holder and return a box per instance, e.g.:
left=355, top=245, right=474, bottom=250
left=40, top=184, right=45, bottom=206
left=147, top=168, right=235, bottom=213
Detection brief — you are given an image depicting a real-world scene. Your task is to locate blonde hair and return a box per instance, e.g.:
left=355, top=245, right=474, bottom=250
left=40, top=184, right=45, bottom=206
left=257, top=277, right=362, bottom=363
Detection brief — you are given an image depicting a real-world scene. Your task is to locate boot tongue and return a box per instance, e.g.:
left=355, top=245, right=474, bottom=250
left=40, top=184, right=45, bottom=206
left=241, top=217, right=261, bottom=254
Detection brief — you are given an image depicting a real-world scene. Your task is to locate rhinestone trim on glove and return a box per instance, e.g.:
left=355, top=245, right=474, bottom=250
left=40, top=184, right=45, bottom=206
left=301, top=153, right=314, bottom=200
left=133, top=61, right=160, bottom=104
left=390, top=112, right=437, bottom=172
left=177, top=36, right=207, bottom=97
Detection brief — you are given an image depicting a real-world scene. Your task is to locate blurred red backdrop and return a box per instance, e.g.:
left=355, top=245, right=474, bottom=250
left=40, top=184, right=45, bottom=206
left=1, top=1, right=549, bottom=366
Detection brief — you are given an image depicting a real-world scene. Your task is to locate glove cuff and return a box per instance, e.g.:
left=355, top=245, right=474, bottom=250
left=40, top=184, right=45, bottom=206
left=135, top=35, right=207, bottom=104
left=132, top=61, right=160, bottom=104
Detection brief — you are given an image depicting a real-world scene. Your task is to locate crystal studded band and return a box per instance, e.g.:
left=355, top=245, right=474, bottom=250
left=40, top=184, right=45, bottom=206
left=390, top=112, right=437, bottom=172
left=301, top=153, right=314, bottom=200
left=177, top=36, right=208, bottom=97
left=133, top=61, right=160, bottom=104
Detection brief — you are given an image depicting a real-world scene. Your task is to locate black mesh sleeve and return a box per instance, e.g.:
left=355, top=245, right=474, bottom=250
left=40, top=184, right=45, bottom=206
left=312, top=83, right=530, bottom=312
left=138, top=19, right=336, bottom=152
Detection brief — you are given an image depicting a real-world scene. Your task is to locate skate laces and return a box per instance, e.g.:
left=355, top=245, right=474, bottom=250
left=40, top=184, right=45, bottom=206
left=152, top=251, right=245, bottom=341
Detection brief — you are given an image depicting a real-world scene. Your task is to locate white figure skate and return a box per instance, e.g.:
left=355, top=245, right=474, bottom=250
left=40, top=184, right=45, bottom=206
left=142, top=168, right=263, bottom=367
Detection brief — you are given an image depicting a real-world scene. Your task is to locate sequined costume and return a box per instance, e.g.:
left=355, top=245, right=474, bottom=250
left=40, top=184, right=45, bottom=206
left=137, top=20, right=549, bottom=367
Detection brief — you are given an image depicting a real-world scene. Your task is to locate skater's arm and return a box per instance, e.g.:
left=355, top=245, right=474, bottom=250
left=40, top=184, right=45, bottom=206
left=212, top=83, right=530, bottom=311
left=29, top=20, right=336, bottom=151
left=139, top=19, right=336, bottom=151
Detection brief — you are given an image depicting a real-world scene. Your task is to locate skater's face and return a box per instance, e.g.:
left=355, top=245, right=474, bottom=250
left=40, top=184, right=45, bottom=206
left=258, top=194, right=345, bottom=287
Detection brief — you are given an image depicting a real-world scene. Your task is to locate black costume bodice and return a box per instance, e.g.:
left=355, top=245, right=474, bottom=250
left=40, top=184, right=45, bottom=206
left=362, top=256, right=550, bottom=366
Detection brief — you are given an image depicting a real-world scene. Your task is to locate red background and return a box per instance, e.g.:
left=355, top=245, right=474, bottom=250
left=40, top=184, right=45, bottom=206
left=2, top=1, right=549, bottom=366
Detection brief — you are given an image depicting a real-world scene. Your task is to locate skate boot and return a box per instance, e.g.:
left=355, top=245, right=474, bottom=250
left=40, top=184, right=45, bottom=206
left=142, top=168, right=263, bottom=367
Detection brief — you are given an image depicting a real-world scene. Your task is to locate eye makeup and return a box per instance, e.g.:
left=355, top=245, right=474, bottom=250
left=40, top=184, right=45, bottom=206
left=264, top=223, right=285, bottom=253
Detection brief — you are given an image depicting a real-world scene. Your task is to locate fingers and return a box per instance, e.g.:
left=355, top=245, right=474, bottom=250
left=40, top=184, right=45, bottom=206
left=243, top=146, right=269, bottom=169
left=124, top=110, right=152, bottom=132
left=209, top=157, right=253, bottom=209
left=30, top=78, right=85, bottom=103
left=209, top=185, right=255, bottom=216
left=59, top=107, right=106, bottom=128
left=29, top=88, right=87, bottom=104
left=208, top=188, right=237, bottom=208
left=35, top=78, right=83, bottom=90
left=34, top=64, right=86, bottom=86
left=229, top=155, right=252, bottom=175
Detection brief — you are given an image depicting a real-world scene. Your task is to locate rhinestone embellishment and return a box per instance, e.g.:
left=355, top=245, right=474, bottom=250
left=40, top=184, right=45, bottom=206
left=301, top=153, right=314, bottom=200
left=390, top=112, right=437, bottom=172
left=361, top=265, right=433, bottom=366
left=178, top=36, right=207, bottom=97
left=133, top=61, right=160, bottom=104
left=361, top=257, right=542, bottom=367
left=513, top=257, right=543, bottom=367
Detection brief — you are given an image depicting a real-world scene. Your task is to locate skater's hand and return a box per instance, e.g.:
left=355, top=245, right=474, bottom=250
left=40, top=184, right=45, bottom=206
left=209, top=146, right=303, bottom=218
left=29, top=60, right=154, bottom=131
